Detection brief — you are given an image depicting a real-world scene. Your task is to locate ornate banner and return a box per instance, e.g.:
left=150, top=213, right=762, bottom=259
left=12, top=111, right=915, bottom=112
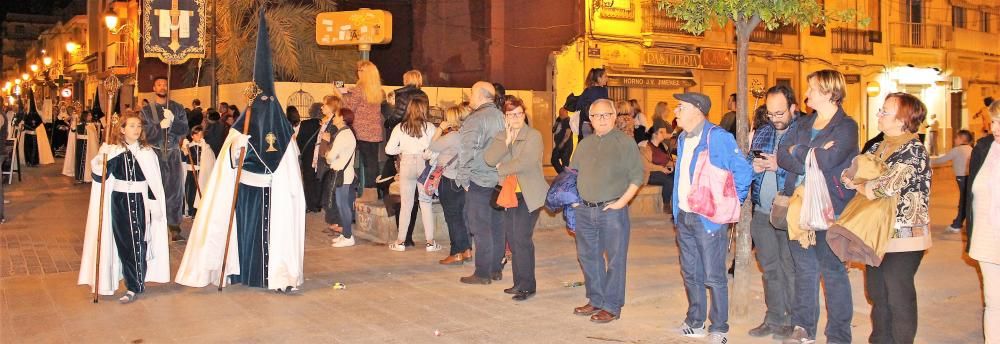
left=142, top=0, right=206, bottom=64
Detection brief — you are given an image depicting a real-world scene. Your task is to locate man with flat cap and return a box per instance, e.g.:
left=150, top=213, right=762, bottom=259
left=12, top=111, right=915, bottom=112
left=670, top=92, right=752, bottom=344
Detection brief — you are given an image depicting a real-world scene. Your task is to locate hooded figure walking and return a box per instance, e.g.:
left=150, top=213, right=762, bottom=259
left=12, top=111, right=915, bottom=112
left=175, top=11, right=306, bottom=292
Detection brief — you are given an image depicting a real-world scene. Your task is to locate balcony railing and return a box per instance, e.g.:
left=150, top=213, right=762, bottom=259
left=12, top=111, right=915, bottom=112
left=832, top=28, right=875, bottom=55
left=749, top=28, right=783, bottom=44
left=891, top=22, right=952, bottom=49
left=106, top=40, right=137, bottom=74
left=642, top=1, right=701, bottom=35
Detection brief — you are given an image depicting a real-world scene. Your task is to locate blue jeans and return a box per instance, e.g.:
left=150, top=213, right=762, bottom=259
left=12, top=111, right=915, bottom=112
left=788, top=230, right=853, bottom=343
left=465, top=183, right=504, bottom=278
left=675, top=210, right=730, bottom=333
left=574, top=205, right=630, bottom=316
left=335, top=184, right=355, bottom=238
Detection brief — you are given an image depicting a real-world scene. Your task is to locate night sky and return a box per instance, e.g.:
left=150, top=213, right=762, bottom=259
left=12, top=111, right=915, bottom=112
left=0, top=0, right=74, bottom=18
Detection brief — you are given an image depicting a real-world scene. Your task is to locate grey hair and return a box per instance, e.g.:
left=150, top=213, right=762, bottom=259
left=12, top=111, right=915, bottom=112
left=477, top=86, right=494, bottom=102
left=589, top=98, right=617, bottom=115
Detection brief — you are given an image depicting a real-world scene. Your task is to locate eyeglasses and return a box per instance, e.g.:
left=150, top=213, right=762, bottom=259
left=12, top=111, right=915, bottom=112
left=766, top=110, right=788, bottom=118
left=505, top=111, right=525, bottom=118
left=876, top=108, right=896, bottom=118
left=591, top=112, right=615, bottom=120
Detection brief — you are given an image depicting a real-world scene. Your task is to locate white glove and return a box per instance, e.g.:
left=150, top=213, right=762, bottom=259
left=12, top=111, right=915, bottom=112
left=159, top=118, right=171, bottom=129
left=162, top=108, right=174, bottom=121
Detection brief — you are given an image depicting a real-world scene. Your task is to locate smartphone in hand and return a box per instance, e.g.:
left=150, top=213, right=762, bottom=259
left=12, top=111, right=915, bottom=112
left=752, top=150, right=764, bottom=159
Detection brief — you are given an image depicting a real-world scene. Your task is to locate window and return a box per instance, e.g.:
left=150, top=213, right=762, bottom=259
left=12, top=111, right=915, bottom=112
left=983, top=12, right=991, bottom=33
left=953, top=6, right=966, bottom=28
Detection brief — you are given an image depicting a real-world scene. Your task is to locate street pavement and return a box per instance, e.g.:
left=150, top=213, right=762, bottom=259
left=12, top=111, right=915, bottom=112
left=0, top=161, right=985, bottom=343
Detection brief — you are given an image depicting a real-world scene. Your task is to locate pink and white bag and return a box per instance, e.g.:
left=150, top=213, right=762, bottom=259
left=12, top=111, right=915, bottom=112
left=686, top=129, right=741, bottom=224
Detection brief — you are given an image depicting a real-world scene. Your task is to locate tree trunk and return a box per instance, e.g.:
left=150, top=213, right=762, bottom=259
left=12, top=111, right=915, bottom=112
left=730, top=14, right=761, bottom=320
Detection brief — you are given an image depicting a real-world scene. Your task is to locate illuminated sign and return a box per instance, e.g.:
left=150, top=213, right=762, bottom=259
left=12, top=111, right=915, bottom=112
left=315, top=9, right=392, bottom=46
left=641, top=48, right=733, bottom=71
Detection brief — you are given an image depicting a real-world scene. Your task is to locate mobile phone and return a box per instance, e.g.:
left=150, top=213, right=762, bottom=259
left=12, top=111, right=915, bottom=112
left=752, top=150, right=764, bottom=158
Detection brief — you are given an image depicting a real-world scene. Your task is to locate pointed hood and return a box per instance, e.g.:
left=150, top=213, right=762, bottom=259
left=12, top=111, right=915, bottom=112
left=91, top=88, right=105, bottom=121
left=27, top=87, right=38, bottom=116
left=232, top=10, right=293, bottom=172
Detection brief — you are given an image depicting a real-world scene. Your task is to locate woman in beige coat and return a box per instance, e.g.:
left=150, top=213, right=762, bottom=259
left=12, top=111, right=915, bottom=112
left=485, top=96, right=550, bottom=301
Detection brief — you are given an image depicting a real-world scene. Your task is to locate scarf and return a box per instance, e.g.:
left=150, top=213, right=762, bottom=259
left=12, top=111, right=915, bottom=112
left=873, top=132, right=918, bottom=161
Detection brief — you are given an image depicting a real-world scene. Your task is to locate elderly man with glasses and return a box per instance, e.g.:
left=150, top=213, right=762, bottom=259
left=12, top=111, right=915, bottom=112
left=569, top=98, right=645, bottom=324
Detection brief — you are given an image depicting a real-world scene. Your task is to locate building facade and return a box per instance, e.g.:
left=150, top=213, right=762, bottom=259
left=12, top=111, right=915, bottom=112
left=553, top=0, right=999, bottom=148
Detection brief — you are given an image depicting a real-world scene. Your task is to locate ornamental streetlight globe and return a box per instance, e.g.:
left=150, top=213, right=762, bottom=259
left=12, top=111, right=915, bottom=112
left=30, top=64, right=39, bottom=73
left=104, top=9, right=120, bottom=32
left=42, top=56, right=52, bottom=67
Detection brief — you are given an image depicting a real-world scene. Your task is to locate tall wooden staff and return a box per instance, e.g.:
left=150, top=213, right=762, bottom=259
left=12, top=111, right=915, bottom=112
left=182, top=141, right=202, bottom=197
left=218, top=83, right=261, bottom=291
left=93, top=74, right=122, bottom=303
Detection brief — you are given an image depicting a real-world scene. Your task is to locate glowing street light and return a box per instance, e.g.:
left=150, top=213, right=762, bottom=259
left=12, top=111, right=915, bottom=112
left=14, top=79, right=21, bottom=86
left=104, top=9, right=120, bottom=32
left=42, top=56, right=52, bottom=67
left=30, top=64, right=39, bottom=73
left=66, top=41, right=81, bottom=54
left=21, top=73, right=30, bottom=81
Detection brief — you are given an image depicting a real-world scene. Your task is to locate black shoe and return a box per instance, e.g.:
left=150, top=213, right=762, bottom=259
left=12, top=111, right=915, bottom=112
left=748, top=322, right=776, bottom=337
left=512, top=290, right=535, bottom=301
left=503, top=287, right=519, bottom=294
left=459, top=275, right=491, bottom=285
left=491, top=271, right=502, bottom=281
left=403, top=241, right=416, bottom=247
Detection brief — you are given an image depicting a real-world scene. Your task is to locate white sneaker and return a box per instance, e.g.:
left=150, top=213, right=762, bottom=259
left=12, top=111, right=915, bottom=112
left=675, top=322, right=707, bottom=338
left=331, top=235, right=344, bottom=243
left=708, top=332, right=728, bottom=344
left=389, top=242, right=406, bottom=252
left=426, top=242, right=443, bottom=252
left=332, top=236, right=355, bottom=247
left=946, top=225, right=961, bottom=233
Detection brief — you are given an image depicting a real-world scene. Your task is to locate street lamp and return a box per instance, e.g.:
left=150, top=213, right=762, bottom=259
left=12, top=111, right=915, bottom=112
left=104, top=8, right=120, bottom=32
left=21, top=73, right=30, bottom=82
left=66, top=41, right=81, bottom=54
left=43, top=56, right=52, bottom=67
left=30, top=64, right=39, bottom=73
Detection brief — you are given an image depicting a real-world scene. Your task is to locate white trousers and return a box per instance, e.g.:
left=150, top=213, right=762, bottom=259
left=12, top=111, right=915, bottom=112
left=984, top=261, right=1000, bottom=344
left=397, top=154, right=435, bottom=243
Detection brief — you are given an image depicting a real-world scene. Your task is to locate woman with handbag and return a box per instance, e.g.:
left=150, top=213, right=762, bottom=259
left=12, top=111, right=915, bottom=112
left=967, top=100, right=1000, bottom=343
left=327, top=109, right=358, bottom=248
left=428, top=105, right=472, bottom=265
left=840, top=93, right=931, bottom=344
left=385, top=97, right=440, bottom=252
left=776, top=70, right=859, bottom=344
left=484, top=97, right=549, bottom=301
left=318, top=96, right=344, bottom=237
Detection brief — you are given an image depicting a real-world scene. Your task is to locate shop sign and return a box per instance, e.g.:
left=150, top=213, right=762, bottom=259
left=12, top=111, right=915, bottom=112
left=642, top=48, right=733, bottom=71
left=699, top=48, right=733, bottom=70
left=609, top=76, right=696, bottom=89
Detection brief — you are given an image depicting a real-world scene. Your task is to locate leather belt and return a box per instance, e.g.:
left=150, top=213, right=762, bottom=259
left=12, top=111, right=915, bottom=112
left=580, top=199, right=617, bottom=208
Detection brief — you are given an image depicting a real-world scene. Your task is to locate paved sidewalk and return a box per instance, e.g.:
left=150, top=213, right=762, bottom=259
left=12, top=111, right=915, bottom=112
left=0, top=163, right=985, bottom=343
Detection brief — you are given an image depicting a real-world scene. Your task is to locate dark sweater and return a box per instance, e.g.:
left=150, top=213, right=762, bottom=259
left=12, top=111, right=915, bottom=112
left=776, top=108, right=859, bottom=216
left=965, top=135, right=995, bottom=252
left=574, top=86, right=609, bottom=126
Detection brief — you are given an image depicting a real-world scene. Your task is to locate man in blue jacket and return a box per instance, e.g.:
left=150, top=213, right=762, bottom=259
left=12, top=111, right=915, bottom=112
left=670, top=92, right=753, bottom=344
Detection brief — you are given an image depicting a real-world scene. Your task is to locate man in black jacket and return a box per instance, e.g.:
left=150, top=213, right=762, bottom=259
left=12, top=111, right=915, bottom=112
left=296, top=104, right=323, bottom=212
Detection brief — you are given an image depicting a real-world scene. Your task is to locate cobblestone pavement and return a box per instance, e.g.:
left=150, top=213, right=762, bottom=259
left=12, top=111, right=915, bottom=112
left=0, top=162, right=985, bottom=343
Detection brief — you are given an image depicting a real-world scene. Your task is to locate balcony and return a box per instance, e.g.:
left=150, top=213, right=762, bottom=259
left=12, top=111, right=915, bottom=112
left=106, top=40, right=137, bottom=74
left=642, top=1, right=701, bottom=36
left=832, top=28, right=875, bottom=55
left=950, top=27, right=1000, bottom=55
left=891, top=22, right=952, bottom=49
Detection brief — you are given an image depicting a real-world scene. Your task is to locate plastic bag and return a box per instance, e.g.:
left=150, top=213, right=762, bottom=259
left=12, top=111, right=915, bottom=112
left=799, top=149, right=835, bottom=230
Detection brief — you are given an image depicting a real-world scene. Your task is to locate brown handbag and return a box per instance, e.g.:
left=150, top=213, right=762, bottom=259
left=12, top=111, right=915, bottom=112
left=770, top=194, right=790, bottom=230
